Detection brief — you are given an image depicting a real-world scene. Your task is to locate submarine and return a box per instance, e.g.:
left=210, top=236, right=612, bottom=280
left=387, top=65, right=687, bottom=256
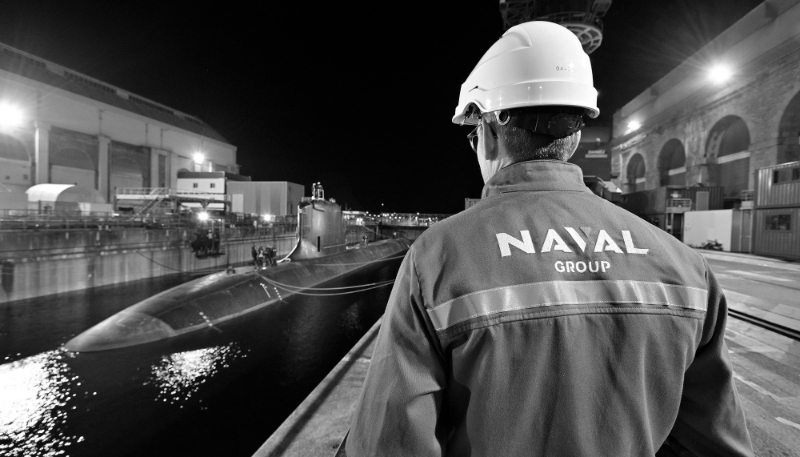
left=65, top=188, right=409, bottom=352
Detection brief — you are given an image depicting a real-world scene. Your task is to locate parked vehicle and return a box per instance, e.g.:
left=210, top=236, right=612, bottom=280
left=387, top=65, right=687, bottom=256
left=699, top=239, right=723, bottom=251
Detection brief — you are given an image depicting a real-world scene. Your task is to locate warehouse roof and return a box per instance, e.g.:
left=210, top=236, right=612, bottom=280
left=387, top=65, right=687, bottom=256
left=0, top=43, right=230, bottom=145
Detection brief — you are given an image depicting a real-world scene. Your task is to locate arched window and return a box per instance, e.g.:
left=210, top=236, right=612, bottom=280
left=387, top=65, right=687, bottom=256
left=706, top=116, right=751, bottom=199
left=51, top=147, right=94, bottom=170
left=111, top=156, right=143, bottom=176
left=0, top=134, right=28, bottom=162
left=658, top=139, right=686, bottom=186
left=50, top=147, right=95, bottom=189
left=778, top=90, right=800, bottom=164
left=707, top=116, right=750, bottom=159
left=0, top=134, right=31, bottom=187
left=110, top=156, right=145, bottom=191
left=626, top=153, right=646, bottom=192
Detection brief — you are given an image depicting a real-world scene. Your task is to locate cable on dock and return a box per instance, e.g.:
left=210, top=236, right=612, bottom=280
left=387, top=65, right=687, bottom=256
left=728, top=309, right=800, bottom=341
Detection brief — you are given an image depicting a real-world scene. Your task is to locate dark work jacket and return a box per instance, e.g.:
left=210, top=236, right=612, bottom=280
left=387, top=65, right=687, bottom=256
left=346, top=160, right=753, bottom=457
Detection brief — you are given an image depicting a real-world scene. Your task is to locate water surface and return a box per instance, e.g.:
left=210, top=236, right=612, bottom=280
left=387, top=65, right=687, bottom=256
left=0, top=260, right=400, bottom=456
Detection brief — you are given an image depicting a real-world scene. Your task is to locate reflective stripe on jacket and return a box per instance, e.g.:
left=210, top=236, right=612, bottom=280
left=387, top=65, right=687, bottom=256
left=347, top=160, right=753, bottom=457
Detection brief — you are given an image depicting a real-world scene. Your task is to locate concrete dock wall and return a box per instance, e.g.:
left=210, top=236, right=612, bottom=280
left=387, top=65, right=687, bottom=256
left=0, top=227, right=297, bottom=303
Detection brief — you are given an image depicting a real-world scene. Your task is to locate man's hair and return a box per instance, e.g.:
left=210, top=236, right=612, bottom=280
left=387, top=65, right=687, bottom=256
left=491, top=107, right=583, bottom=163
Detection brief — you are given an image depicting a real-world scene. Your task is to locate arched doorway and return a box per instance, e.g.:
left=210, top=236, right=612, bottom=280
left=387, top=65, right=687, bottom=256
left=658, top=139, right=686, bottom=186
left=50, top=147, right=96, bottom=189
left=0, top=133, right=31, bottom=190
left=706, top=116, right=750, bottom=200
left=778, top=90, right=800, bottom=164
left=626, top=153, right=646, bottom=192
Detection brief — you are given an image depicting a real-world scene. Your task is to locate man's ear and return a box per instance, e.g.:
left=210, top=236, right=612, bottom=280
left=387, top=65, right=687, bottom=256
left=481, top=123, right=499, bottom=161
left=562, top=130, right=581, bottom=161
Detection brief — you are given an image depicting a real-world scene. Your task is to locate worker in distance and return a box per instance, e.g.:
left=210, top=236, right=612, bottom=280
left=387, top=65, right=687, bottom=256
left=346, top=21, right=753, bottom=456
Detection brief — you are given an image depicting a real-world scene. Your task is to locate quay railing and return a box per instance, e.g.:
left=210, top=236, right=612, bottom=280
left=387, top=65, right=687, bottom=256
left=0, top=209, right=297, bottom=232
left=345, top=212, right=452, bottom=227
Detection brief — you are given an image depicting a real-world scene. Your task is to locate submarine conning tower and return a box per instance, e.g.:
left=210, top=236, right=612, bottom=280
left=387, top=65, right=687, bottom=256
left=287, top=183, right=347, bottom=261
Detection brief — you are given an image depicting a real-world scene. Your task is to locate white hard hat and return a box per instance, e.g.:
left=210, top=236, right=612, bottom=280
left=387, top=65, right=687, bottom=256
left=453, top=21, right=599, bottom=125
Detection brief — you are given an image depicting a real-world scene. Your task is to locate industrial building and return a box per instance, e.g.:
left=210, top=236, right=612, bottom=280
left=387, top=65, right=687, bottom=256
left=0, top=42, right=239, bottom=211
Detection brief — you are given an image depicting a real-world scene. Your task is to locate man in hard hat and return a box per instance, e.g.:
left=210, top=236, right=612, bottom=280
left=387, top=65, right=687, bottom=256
left=346, top=21, right=752, bottom=457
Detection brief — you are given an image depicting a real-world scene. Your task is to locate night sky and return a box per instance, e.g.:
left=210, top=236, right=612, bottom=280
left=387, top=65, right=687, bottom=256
left=0, top=0, right=764, bottom=214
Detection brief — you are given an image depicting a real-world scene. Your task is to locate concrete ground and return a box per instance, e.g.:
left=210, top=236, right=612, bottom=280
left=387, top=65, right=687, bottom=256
left=699, top=249, right=800, bottom=455
left=700, top=249, right=800, bottom=334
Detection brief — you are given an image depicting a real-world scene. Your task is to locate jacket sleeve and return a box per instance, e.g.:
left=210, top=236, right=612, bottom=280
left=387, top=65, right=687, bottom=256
left=664, top=258, right=753, bottom=456
left=346, top=247, right=447, bottom=457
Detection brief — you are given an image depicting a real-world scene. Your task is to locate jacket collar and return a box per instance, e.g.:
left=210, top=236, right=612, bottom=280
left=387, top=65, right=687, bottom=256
left=481, top=160, right=592, bottom=198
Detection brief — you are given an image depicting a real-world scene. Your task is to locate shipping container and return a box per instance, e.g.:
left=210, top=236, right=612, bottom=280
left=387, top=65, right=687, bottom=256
left=753, top=207, right=800, bottom=260
left=755, top=161, right=800, bottom=208
left=618, top=186, right=724, bottom=216
left=752, top=161, right=800, bottom=260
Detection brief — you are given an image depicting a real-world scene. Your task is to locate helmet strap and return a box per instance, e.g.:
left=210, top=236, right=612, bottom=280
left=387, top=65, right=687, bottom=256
left=505, top=111, right=584, bottom=139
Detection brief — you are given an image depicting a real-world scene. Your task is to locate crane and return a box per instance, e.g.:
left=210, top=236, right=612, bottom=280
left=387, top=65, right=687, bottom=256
left=498, top=0, right=612, bottom=54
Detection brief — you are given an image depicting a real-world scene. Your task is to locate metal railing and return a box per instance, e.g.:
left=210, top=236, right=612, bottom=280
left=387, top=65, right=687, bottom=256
left=538, top=11, right=604, bottom=29
left=667, top=198, right=692, bottom=209
left=0, top=209, right=297, bottom=232
left=347, top=213, right=452, bottom=227
left=115, top=187, right=231, bottom=202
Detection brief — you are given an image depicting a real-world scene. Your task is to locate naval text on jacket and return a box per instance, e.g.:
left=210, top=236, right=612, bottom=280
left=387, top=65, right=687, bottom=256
left=495, top=227, right=648, bottom=272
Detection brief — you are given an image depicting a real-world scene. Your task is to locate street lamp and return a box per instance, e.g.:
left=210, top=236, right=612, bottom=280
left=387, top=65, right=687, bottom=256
left=0, top=103, right=24, bottom=128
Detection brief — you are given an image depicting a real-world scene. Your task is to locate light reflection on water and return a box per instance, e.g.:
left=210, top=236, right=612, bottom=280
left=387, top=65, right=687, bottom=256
left=0, top=349, right=82, bottom=457
left=148, top=344, right=246, bottom=408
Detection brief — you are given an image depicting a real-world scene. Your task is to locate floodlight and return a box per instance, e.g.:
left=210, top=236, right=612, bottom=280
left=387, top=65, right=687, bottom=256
left=626, top=121, right=641, bottom=134
left=193, top=152, right=205, bottom=165
left=198, top=211, right=209, bottom=221
left=708, top=64, right=732, bottom=84
left=0, top=103, right=24, bottom=127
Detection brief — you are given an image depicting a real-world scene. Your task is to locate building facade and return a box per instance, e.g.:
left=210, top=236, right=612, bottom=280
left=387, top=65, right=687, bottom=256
left=610, top=0, right=800, bottom=209
left=0, top=42, right=238, bottom=207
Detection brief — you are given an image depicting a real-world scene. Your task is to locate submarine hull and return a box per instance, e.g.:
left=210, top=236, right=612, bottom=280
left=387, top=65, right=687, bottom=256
left=65, top=239, right=409, bottom=352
